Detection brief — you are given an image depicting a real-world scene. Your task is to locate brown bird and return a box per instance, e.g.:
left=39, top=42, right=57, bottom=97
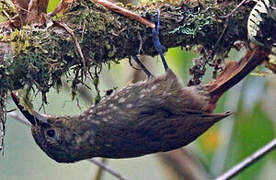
left=11, top=47, right=268, bottom=163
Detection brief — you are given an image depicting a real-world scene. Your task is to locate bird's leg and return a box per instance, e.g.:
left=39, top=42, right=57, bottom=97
left=132, top=56, right=153, bottom=78
left=151, top=10, right=168, bottom=71
left=130, top=10, right=167, bottom=77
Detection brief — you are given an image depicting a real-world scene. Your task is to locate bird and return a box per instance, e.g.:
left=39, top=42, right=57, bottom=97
left=11, top=46, right=269, bottom=163
left=10, top=0, right=271, bottom=163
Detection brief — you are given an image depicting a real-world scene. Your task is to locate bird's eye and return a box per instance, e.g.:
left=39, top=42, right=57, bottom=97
left=46, top=129, right=56, bottom=138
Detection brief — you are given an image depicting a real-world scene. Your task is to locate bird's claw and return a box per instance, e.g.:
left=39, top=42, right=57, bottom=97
left=132, top=56, right=153, bottom=78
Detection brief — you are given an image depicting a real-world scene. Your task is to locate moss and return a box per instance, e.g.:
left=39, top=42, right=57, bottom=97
left=0, top=0, right=255, bottom=102
left=169, top=6, right=217, bottom=42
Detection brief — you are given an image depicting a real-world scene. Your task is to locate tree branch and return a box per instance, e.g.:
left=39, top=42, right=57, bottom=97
left=88, top=159, right=128, bottom=180
left=158, top=149, right=210, bottom=180
left=215, top=138, right=276, bottom=180
left=0, top=0, right=254, bottom=96
left=92, top=158, right=107, bottom=180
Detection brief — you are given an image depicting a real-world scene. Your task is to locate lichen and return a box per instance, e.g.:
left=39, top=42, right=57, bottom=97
left=169, top=7, right=216, bottom=40
left=0, top=0, right=254, bottom=103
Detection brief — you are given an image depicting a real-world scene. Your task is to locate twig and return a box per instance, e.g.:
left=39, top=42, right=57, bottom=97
left=219, top=0, right=249, bottom=18
left=53, top=20, right=88, bottom=73
left=7, top=111, right=128, bottom=180
left=158, top=149, right=210, bottom=180
left=215, top=138, right=276, bottom=180
left=93, top=0, right=155, bottom=28
left=88, top=159, right=129, bottom=180
left=93, top=158, right=107, bottom=180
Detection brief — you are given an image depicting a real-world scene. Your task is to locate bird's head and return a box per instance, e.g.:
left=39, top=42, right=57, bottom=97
left=11, top=92, right=96, bottom=163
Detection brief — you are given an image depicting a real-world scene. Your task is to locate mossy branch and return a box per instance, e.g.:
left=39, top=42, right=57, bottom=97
left=0, top=0, right=253, bottom=96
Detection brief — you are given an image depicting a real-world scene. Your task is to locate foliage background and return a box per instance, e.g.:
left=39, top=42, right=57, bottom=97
left=0, top=0, right=276, bottom=179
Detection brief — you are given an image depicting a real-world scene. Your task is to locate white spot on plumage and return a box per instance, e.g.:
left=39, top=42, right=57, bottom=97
left=97, top=111, right=104, bottom=115
left=92, top=120, right=100, bottom=124
left=126, top=104, right=133, bottom=108
left=118, top=97, right=126, bottom=103
left=140, top=94, right=145, bottom=98
left=151, top=85, right=157, bottom=91
left=112, top=106, right=118, bottom=111
left=141, top=89, right=147, bottom=93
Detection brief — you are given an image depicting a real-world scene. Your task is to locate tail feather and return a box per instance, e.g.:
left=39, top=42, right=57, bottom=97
left=206, top=48, right=269, bottom=111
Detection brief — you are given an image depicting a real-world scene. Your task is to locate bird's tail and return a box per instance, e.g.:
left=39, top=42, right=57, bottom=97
left=206, top=47, right=269, bottom=112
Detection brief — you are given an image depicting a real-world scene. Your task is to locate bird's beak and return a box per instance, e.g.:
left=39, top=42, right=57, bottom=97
left=10, top=92, right=48, bottom=126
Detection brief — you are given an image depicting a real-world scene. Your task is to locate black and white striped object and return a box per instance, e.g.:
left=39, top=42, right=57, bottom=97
left=247, top=0, right=276, bottom=47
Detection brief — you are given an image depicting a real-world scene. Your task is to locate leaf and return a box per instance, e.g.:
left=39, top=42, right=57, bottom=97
left=166, top=47, right=195, bottom=83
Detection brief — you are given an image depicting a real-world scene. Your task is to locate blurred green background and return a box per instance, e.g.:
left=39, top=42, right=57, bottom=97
left=1, top=0, right=276, bottom=180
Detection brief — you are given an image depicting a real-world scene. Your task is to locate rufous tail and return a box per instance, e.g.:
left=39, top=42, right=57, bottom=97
left=206, top=47, right=269, bottom=112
